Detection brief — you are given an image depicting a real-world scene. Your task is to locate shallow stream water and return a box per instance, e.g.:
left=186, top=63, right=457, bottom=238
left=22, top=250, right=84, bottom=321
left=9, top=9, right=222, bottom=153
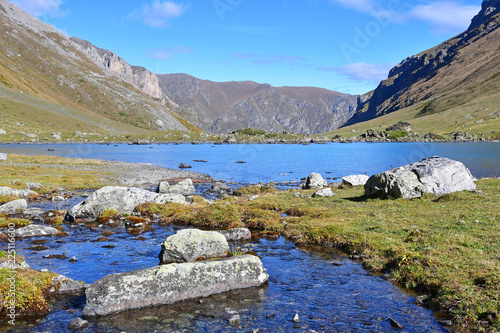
left=0, top=199, right=451, bottom=332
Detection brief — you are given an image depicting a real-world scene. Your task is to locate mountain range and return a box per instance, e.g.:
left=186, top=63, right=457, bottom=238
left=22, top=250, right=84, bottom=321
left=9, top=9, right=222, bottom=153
left=0, top=0, right=498, bottom=140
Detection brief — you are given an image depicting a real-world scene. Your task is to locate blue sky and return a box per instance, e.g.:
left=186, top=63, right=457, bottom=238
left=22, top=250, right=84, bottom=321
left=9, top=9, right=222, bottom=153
left=10, top=0, right=482, bottom=95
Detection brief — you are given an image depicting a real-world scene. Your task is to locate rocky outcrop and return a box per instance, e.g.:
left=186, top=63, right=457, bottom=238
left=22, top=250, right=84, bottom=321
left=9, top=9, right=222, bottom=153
left=303, top=173, right=328, bottom=189
left=219, top=228, right=252, bottom=241
left=69, top=186, right=158, bottom=219
left=14, top=224, right=59, bottom=238
left=386, top=122, right=412, bottom=132
left=70, top=37, right=171, bottom=103
left=342, top=175, right=370, bottom=187
left=0, top=153, right=6, bottom=160
left=158, top=179, right=195, bottom=196
left=0, top=199, right=27, bottom=214
left=365, top=157, right=476, bottom=199
left=82, top=255, right=269, bottom=317
left=159, top=229, right=229, bottom=264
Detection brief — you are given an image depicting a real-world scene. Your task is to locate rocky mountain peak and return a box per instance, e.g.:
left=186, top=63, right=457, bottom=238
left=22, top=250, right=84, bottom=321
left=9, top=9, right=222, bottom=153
left=469, top=0, right=500, bottom=30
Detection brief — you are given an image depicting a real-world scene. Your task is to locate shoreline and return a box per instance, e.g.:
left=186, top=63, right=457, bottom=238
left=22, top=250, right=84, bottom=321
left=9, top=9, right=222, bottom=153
left=0, top=139, right=500, bottom=146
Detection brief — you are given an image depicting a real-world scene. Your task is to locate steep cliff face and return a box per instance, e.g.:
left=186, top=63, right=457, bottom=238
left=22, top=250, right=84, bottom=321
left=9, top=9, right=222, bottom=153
left=345, top=0, right=500, bottom=126
left=70, top=37, right=172, bottom=103
left=158, top=74, right=359, bottom=134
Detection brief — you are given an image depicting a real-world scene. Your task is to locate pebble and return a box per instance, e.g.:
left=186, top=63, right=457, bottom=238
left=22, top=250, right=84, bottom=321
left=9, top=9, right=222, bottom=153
left=228, top=315, right=240, bottom=326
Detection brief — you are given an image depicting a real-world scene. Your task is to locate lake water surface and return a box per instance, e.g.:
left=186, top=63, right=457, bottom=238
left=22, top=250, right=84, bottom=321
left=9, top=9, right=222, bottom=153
left=0, top=142, right=499, bottom=183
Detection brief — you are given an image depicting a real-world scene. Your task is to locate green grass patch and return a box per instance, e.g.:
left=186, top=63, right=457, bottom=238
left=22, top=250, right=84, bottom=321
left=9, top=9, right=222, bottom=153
left=0, top=253, right=58, bottom=317
left=386, top=130, right=408, bottom=140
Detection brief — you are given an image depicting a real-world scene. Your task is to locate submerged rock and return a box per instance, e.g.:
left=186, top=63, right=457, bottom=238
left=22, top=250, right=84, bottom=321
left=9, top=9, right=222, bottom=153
left=0, top=199, right=27, bottom=214
left=82, top=255, right=269, bottom=317
left=303, top=173, right=328, bottom=189
left=159, top=229, right=229, bottom=264
left=69, top=186, right=158, bottom=218
left=342, top=174, right=369, bottom=187
left=219, top=228, right=252, bottom=241
left=365, top=157, right=476, bottom=199
left=68, top=318, right=89, bottom=329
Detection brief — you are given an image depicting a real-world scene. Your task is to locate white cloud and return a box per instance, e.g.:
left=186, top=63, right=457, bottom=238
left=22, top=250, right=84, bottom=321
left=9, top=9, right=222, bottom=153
left=407, top=1, right=480, bottom=34
left=132, top=1, right=189, bottom=28
left=330, top=0, right=480, bottom=34
left=320, top=62, right=395, bottom=83
left=147, top=46, right=193, bottom=59
left=12, top=0, right=67, bottom=18
left=329, top=0, right=374, bottom=13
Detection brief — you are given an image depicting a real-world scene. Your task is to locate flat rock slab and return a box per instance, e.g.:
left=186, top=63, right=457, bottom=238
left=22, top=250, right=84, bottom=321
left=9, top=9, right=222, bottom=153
left=82, top=255, right=269, bottom=317
left=15, top=224, right=59, bottom=238
left=69, top=186, right=159, bottom=218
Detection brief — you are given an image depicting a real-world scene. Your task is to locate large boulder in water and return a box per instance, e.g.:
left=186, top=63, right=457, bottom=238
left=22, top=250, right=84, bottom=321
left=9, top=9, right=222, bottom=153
left=82, top=255, right=269, bottom=317
left=159, top=229, right=229, bottom=264
left=365, top=157, right=476, bottom=199
left=69, top=186, right=158, bottom=218
left=303, top=173, right=328, bottom=189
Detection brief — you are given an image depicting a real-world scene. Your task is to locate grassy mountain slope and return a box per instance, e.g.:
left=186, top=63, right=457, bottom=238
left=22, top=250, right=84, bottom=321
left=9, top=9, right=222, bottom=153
left=0, top=0, right=192, bottom=141
left=339, top=0, right=500, bottom=138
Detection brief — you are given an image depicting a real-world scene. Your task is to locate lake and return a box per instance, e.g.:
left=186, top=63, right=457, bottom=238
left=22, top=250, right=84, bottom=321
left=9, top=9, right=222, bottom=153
left=0, top=142, right=499, bottom=184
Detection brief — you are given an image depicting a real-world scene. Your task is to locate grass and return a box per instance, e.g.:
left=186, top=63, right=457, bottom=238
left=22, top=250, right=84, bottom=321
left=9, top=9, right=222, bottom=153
left=0, top=252, right=57, bottom=317
left=137, top=179, right=500, bottom=332
left=0, top=154, right=112, bottom=190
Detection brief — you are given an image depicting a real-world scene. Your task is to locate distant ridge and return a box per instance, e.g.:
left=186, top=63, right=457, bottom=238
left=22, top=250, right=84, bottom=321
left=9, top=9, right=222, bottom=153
left=158, top=73, right=359, bottom=134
